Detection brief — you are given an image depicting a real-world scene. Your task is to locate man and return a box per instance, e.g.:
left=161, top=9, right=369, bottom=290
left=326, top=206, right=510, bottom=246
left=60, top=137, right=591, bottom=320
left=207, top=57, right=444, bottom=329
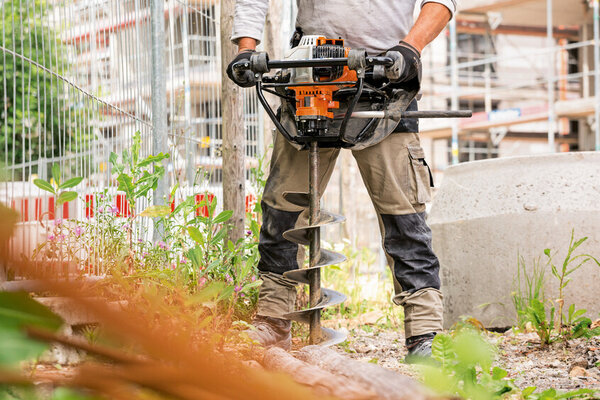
left=227, top=0, right=455, bottom=361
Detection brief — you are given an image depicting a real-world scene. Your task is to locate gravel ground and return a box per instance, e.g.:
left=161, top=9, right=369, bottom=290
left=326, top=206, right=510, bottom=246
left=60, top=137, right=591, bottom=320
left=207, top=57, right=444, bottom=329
left=331, top=325, right=600, bottom=392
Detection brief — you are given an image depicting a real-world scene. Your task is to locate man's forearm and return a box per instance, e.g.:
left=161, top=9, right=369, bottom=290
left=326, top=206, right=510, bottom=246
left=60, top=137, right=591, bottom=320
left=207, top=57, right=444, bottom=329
left=238, top=37, right=258, bottom=53
left=403, top=3, right=452, bottom=53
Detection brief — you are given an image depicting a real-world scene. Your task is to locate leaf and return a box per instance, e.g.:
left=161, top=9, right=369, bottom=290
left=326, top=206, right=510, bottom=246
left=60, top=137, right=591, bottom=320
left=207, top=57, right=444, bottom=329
left=136, top=153, right=170, bottom=168
left=52, top=164, right=61, bottom=185
left=431, top=333, right=454, bottom=368
left=0, top=292, right=63, bottom=367
left=0, top=329, right=49, bottom=367
left=187, top=246, right=203, bottom=269
left=132, top=132, right=141, bottom=165
left=33, top=178, right=55, bottom=194
left=210, top=228, right=227, bottom=245
left=140, top=205, right=171, bottom=218
left=57, top=191, right=78, bottom=206
left=58, top=177, right=83, bottom=190
left=213, top=210, right=233, bottom=225
left=492, top=366, right=508, bottom=380
left=227, top=240, right=235, bottom=252
left=187, top=226, right=204, bottom=245
left=543, top=248, right=551, bottom=257
left=217, top=285, right=235, bottom=301
left=116, top=174, right=135, bottom=201
left=51, top=387, right=94, bottom=400
left=0, top=292, right=63, bottom=331
left=521, top=386, right=537, bottom=398
left=242, top=280, right=262, bottom=291
left=110, top=152, right=124, bottom=175
left=109, top=151, right=118, bottom=167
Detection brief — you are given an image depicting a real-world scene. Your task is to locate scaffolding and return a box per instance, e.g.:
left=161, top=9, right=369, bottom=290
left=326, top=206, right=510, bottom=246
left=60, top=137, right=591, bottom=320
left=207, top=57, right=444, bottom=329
left=418, top=0, right=599, bottom=175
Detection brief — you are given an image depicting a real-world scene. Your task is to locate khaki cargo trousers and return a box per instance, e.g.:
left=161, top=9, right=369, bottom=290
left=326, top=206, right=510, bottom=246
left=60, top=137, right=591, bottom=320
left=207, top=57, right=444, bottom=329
left=256, top=129, right=443, bottom=338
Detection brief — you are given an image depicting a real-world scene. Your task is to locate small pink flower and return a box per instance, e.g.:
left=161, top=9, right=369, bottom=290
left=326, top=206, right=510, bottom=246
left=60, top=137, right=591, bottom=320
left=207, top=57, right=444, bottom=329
left=48, top=234, right=55, bottom=241
left=240, top=293, right=245, bottom=298
left=98, top=193, right=105, bottom=199
left=54, top=218, right=63, bottom=227
left=170, top=263, right=177, bottom=270
left=111, top=206, right=119, bottom=215
left=57, top=234, right=66, bottom=242
left=74, top=226, right=84, bottom=237
left=137, top=238, right=143, bottom=243
left=142, top=252, right=149, bottom=259
left=180, top=258, right=187, bottom=264
left=234, top=285, right=242, bottom=292
left=156, top=241, right=167, bottom=250
left=246, top=230, right=252, bottom=236
left=199, top=277, right=207, bottom=287
left=251, top=276, right=256, bottom=282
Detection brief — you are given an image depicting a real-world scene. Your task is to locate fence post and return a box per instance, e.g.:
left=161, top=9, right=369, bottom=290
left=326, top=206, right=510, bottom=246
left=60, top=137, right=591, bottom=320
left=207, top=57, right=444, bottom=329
left=150, top=0, right=168, bottom=210
left=220, top=0, right=246, bottom=243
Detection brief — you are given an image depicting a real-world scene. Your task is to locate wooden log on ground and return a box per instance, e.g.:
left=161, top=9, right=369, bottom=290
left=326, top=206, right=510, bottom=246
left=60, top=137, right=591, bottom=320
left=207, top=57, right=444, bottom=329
left=263, top=347, right=377, bottom=400
left=297, top=345, right=429, bottom=400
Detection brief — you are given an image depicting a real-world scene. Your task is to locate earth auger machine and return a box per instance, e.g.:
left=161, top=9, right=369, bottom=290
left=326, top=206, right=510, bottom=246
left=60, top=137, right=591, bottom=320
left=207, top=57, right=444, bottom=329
left=232, top=35, right=472, bottom=346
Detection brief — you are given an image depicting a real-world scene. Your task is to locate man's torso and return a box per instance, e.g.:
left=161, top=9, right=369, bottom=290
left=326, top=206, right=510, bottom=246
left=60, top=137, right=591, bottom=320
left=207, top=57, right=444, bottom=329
left=295, top=0, right=417, bottom=54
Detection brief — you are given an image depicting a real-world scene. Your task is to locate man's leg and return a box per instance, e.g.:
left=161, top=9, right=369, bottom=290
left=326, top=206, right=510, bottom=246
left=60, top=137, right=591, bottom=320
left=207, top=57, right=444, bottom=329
left=351, top=131, right=443, bottom=359
left=250, top=132, right=339, bottom=348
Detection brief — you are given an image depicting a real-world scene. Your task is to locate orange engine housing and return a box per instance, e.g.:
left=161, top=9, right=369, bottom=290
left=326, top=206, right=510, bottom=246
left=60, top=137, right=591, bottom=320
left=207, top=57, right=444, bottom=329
left=291, top=37, right=357, bottom=120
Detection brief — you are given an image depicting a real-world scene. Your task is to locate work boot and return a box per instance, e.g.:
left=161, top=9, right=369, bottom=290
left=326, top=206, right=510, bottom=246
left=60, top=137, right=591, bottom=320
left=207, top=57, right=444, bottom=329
left=404, top=332, right=436, bottom=364
left=245, top=315, right=292, bottom=350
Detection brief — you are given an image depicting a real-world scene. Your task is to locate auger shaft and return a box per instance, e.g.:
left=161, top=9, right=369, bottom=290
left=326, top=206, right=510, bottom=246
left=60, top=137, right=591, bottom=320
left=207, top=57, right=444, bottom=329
left=308, top=140, right=322, bottom=344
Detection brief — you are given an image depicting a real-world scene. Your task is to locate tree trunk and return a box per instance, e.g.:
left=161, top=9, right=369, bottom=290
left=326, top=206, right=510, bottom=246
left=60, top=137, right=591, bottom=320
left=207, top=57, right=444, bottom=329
left=297, top=345, right=430, bottom=400
left=220, top=0, right=245, bottom=243
left=262, top=347, right=377, bottom=400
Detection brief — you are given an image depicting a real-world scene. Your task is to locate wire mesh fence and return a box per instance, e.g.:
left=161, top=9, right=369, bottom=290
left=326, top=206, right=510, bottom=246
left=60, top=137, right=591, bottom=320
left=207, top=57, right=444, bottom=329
left=1, top=0, right=262, bottom=277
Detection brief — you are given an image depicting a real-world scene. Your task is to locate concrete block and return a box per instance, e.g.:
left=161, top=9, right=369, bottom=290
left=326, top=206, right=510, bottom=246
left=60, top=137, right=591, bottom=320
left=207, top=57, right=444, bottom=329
left=428, top=152, right=600, bottom=328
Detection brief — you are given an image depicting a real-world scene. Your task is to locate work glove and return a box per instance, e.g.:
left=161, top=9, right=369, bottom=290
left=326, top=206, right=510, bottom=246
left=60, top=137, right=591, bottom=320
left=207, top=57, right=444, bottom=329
left=226, top=50, right=256, bottom=88
left=384, top=41, right=422, bottom=92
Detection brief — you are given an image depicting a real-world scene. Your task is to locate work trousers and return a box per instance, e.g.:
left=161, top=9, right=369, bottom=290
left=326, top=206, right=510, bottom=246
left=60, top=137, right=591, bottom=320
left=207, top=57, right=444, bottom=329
left=256, top=124, right=443, bottom=338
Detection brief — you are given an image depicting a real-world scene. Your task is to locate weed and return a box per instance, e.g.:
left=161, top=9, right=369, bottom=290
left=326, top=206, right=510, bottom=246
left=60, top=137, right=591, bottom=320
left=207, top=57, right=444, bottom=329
left=421, top=327, right=597, bottom=399
left=512, top=253, right=548, bottom=329
left=513, top=230, right=600, bottom=345
left=545, top=230, right=600, bottom=337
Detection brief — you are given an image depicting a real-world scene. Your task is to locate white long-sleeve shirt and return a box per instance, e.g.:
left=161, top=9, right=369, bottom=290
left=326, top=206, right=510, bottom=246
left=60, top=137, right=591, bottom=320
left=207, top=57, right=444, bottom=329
left=231, top=0, right=456, bottom=55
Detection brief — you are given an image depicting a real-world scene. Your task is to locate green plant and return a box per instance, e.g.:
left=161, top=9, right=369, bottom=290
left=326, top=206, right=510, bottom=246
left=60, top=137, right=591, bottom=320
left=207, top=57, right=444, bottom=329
left=108, top=131, right=170, bottom=272
left=512, top=253, right=548, bottom=329
left=33, top=163, right=83, bottom=211
left=422, top=327, right=597, bottom=400
left=525, top=298, right=555, bottom=345
left=545, top=230, right=600, bottom=337
left=565, top=304, right=600, bottom=340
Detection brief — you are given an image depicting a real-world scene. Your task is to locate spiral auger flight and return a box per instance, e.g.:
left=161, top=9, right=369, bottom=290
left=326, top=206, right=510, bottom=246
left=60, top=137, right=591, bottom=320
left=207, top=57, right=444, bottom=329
left=281, top=141, right=348, bottom=346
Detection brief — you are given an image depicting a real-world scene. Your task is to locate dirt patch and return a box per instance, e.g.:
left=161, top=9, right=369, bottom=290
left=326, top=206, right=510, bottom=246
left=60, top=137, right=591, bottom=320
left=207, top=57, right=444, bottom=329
left=494, top=330, right=600, bottom=391
left=332, top=326, right=600, bottom=391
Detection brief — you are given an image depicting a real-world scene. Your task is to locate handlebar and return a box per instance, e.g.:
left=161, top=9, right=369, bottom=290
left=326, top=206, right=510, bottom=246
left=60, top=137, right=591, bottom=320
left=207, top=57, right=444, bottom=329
left=232, top=51, right=394, bottom=75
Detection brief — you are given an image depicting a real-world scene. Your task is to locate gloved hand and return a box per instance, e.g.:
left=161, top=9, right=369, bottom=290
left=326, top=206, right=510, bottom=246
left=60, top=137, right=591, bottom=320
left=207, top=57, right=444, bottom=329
left=226, top=50, right=256, bottom=88
left=384, top=41, right=422, bottom=89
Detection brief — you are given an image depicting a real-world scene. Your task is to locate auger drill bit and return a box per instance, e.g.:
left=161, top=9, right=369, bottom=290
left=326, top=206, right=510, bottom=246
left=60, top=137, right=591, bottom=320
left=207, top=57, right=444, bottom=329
left=282, top=141, right=348, bottom=346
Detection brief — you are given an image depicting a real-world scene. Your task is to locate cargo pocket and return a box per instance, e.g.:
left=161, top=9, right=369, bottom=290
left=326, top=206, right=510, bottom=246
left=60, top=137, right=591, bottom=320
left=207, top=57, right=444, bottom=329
left=407, top=145, right=433, bottom=205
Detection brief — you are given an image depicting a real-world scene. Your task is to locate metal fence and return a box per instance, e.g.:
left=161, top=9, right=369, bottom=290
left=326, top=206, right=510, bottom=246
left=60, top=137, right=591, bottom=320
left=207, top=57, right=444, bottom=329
left=1, top=0, right=262, bottom=274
